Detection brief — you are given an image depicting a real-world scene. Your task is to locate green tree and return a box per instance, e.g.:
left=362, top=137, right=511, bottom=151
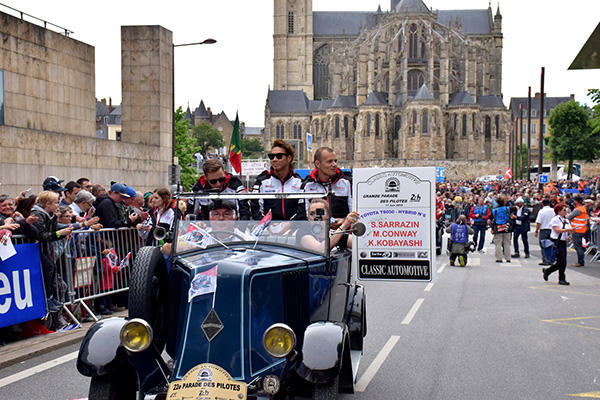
left=174, top=107, right=201, bottom=190
left=192, top=123, right=224, bottom=155
left=548, top=100, right=599, bottom=179
left=589, top=88, right=600, bottom=135
left=241, top=137, right=264, bottom=158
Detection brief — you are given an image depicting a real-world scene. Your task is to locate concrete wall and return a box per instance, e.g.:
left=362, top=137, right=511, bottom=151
left=0, top=12, right=171, bottom=196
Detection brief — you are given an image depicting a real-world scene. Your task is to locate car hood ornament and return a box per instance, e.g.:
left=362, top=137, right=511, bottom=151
left=201, top=308, right=224, bottom=341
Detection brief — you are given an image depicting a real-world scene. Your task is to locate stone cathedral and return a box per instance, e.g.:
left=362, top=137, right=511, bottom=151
left=264, top=0, right=511, bottom=165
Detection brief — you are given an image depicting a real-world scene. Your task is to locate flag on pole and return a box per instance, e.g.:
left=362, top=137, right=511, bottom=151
left=229, top=112, right=242, bottom=174
left=505, top=168, right=513, bottom=180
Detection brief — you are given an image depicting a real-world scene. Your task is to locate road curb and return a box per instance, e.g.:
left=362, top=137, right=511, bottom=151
left=0, top=311, right=127, bottom=370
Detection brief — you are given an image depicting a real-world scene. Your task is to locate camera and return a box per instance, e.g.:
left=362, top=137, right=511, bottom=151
left=314, top=208, right=325, bottom=221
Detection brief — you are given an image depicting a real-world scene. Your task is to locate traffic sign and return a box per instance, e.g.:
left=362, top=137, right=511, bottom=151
left=539, top=174, right=548, bottom=183
left=436, top=167, right=445, bottom=183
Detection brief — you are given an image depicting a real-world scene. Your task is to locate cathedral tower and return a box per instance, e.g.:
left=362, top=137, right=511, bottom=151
left=273, top=0, right=314, bottom=99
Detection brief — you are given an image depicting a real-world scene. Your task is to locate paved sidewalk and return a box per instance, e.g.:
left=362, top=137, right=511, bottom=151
left=0, top=311, right=127, bottom=370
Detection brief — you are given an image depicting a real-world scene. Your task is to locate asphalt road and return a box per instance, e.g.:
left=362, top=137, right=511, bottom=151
left=0, top=233, right=599, bottom=400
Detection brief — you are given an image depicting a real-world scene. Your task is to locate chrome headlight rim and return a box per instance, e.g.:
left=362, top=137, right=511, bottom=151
left=262, top=323, right=296, bottom=358
left=120, top=318, right=153, bottom=353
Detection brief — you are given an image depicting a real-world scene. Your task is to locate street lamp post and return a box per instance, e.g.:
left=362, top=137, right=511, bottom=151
left=171, top=38, right=217, bottom=186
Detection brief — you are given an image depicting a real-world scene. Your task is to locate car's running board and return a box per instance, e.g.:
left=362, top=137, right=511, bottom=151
left=350, top=349, right=362, bottom=381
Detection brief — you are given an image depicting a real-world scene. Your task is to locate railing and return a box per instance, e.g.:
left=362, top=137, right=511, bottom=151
left=12, top=227, right=149, bottom=324
left=585, top=222, right=599, bottom=262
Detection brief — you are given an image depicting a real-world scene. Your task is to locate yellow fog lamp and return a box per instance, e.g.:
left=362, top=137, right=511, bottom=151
left=120, top=318, right=153, bottom=352
left=262, top=323, right=296, bottom=358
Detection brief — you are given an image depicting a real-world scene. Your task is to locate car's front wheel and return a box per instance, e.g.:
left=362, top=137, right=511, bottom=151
left=312, top=376, right=338, bottom=400
left=88, top=368, right=136, bottom=400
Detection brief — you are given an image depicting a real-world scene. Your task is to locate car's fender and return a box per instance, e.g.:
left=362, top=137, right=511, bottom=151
left=76, top=317, right=129, bottom=377
left=296, top=321, right=349, bottom=385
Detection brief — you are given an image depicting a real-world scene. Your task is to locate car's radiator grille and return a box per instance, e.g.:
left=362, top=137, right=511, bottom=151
left=282, top=269, right=310, bottom=344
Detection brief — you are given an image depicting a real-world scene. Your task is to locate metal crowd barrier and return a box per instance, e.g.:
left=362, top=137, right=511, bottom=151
left=586, top=223, right=599, bottom=262
left=12, top=227, right=150, bottom=324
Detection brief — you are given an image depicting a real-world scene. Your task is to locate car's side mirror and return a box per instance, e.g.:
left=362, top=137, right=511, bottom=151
left=351, top=222, right=366, bottom=237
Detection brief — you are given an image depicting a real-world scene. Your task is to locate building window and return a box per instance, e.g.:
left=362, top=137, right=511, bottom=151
left=116, top=131, right=122, bottom=141
left=522, top=108, right=526, bottom=117
left=411, top=110, right=417, bottom=135
left=462, top=114, right=467, bottom=137
left=344, top=116, right=349, bottom=138
left=394, top=115, right=401, bottom=139
left=485, top=116, right=491, bottom=138
left=409, top=24, right=418, bottom=58
left=472, top=114, right=476, bottom=132
left=522, top=122, right=526, bottom=133
left=313, top=44, right=330, bottom=100
left=276, top=124, right=285, bottom=139
left=423, top=111, right=429, bottom=134
left=495, top=115, right=500, bottom=139
left=542, top=124, right=546, bottom=134
left=366, top=114, right=371, bottom=137
left=453, top=114, right=457, bottom=133
left=293, top=124, right=297, bottom=139
left=298, top=124, right=302, bottom=138
left=335, top=116, right=340, bottom=138
left=532, top=124, right=537, bottom=134
left=375, top=113, right=380, bottom=137
left=407, top=69, right=425, bottom=93
left=288, top=11, right=294, bottom=34
left=0, top=70, right=4, bottom=125
left=353, top=116, right=357, bottom=132
left=531, top=109, right=537, bottom=118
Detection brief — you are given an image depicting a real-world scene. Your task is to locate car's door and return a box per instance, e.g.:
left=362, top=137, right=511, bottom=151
left=327, top=250, right=352, bottom=322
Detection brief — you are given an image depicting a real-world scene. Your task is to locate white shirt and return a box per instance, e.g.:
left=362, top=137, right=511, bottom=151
left=536, top=206, right=555, bottom=230
left=550, top=215, right=570, bottom=241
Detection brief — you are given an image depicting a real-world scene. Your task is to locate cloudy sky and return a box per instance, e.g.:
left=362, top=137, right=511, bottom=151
left=10, top=0, right=600, bottom=126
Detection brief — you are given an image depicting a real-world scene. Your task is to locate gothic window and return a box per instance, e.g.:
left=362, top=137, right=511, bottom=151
left=276, top=123, right=285, bottom=139
left=313, top=45, right=330, bottom=100
left=394, top=115, right=401, bottom=139
left=335, top=116, right=340, bottom=138
left=472, top=114, right=476, bottom=132
left=366, top=114, right=371, bottom=137
left=344, top=116, right=349, bottom=138
left=293, top=124, right=298, bottom=139
left=321, top=120, right=325, bottom=138
left=409, top=24, right=418, bottom=58
left=462, top=114, right=467, bottom=136
left=276, top=124, right=279, bottom=139
left=422, top=111, right=428, bottom=134
left=398, top=34, right=403, bottom=53
left=411, top=110, right=417, bottom=136
left=375, top=113, right=380, bottom=137
left=420, top=40, right=426, bottom=59
left=298, top=125, right=302, bottom=138
left=495, top=115, right=500, bottom=139
left=453, top=114, right=457, bottom=133
left=407, top=69, right=425, bottom=93
left=485, top=116, right=491, bottom=138
left=288, top=11, right=294, bottom=34
left=353, top=116, right=357, bottom=132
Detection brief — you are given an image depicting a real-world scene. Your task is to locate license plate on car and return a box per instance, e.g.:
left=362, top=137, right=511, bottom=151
left=167, top=363, right=247, bottom=400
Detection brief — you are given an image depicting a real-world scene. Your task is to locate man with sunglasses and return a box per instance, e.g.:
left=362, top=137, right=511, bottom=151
left=301, top=146, right=352, bottom=229
left=252, top=139, right=305, bottom=220
left=188, top=159, right=251, bottom=220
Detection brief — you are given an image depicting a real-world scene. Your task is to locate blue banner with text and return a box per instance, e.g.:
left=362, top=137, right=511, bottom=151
left=0, top=243, right=47, bottom=328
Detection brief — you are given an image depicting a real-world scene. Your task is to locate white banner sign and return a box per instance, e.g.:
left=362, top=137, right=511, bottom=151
left=241, top=160, right=268, bottom=176
left=353, top=167, right=436, bottom=281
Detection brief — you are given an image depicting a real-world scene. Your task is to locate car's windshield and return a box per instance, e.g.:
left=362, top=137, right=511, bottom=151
left=175, top=219, right=329, bottom=256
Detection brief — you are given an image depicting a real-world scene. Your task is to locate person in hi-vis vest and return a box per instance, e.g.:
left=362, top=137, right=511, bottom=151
left=567, top=195, right=588, bottom=267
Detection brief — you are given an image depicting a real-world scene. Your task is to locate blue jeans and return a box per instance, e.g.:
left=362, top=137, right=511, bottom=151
left=513, top=228, right=529, bottom=255
left=472, top=222, right=487, bottom=251
left=572, top=232, right=586, bottom=265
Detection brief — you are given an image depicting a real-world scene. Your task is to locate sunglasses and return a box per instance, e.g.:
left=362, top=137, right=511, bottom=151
left=208, top=177, right=226, bottom=185
left=268, top=153, right=288, bottom=160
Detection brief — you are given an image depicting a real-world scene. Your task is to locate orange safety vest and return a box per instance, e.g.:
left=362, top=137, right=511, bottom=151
left=578, top=181, right=585, bottom=192
left=571, top=205, right=588, bottom=234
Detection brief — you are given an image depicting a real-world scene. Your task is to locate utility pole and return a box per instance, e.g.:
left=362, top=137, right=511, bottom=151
left=527, top=86, right=531, bottom=180
left=538, top=67, right=545, bottom=190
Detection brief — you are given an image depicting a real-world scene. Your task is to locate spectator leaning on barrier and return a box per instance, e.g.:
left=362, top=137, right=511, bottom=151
left=0, top=194, right=38, bottom=239
left=91, top=183, right=106, bottom=199
left=301, top=146, right=352, bottom=229
left=76, top=177, right=93, bottom=192
left=31, top=191, right=74, bottom=312
left=188, top=158, right=251, bottom=220
left=60, top=181, right=82, bottom=207
left=95, top=183, right=139, bottom=229
left=252, top=139, right=305, bottom=220
left=43, top=176, right=67, bottom=197
left=71, top=190, right=95, bottom=218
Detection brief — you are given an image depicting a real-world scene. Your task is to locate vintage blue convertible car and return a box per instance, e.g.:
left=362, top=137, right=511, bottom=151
left=77, top=192, right=367, bottom=400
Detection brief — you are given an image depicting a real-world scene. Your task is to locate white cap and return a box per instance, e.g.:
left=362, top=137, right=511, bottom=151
left=515, top=197, right=524, bottom=204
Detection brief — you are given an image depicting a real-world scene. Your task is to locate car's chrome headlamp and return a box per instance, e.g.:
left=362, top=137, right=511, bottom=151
left=120, top=318, right=153, bottom=352
left=262, top=323, right=296, bottom=358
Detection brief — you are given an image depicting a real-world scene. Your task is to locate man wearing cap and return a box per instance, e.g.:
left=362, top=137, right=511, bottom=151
left=43, top=176, right=67, bottom=195
left=95, top=183, right=139, bottom=228
left=512, top=197, right=531, bottom=258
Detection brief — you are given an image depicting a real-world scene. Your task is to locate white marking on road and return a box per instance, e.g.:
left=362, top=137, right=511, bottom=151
left=401, top=298, right=425, bottom=325
left=355, top=335, right=400, bottom=392
left=0, top=351, right=78, bottom=389
left=437, top=263, right=447, bottom=274
left=424, top=282, right=434, bottom=292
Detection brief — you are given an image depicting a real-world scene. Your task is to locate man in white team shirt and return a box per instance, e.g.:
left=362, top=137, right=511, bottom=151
left=534, top=198, right=555, bottom=266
